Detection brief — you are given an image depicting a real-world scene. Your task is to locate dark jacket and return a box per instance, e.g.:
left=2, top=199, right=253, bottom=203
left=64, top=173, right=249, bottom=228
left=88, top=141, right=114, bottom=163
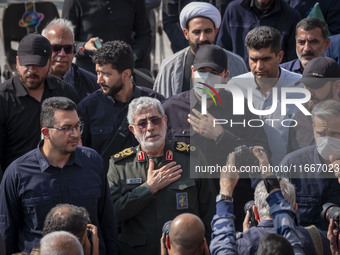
left=217, top=0, right=300, bottom=68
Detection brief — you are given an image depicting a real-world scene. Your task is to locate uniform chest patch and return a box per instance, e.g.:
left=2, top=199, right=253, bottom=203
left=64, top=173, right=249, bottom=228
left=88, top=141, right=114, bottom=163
left=126, top=178, right=142, bottom=184
left=176, top=192, right=188, bottom=210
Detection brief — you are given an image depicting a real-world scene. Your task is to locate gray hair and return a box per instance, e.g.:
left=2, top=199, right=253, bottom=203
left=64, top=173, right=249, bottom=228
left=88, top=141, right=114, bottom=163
left=40, top=231, right=84, bottom=255
left=245, top=26, right=282, bottom=54
left=127, top=97, right=164, bottom=125
left=312, top=99, right=340, bottom=123
left=42, top=18, right=75, bottom=41
left=296, top=17, right=328, bottom=39
left=254, top=178, right=296, bottom=219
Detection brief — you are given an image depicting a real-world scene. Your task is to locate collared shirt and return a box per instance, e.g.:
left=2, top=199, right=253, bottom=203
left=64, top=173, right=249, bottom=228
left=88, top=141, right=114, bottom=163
left=280, top=58, right=304, bottom=74
left=77, top=84, right=164, bottom=156
left=0, top=75, right=79, bottom=171
left=0, top=143, right=119, bottom=255
left=280, top=145, right=340, bottom=230
left=63, top=63, right=100, bottom=100
left=228, top=68, right=302, bottom=165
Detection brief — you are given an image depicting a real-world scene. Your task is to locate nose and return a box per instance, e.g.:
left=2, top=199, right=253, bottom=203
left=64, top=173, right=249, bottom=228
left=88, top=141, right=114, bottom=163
left=199, top=32, right=208, bottom=42
left=303, top=41, right=312, bottom=52
left=256, top=60, right=264, bottom=70
left=58, top=47, right=67, bottom=56
left=97, top=73, right=104, bottom=84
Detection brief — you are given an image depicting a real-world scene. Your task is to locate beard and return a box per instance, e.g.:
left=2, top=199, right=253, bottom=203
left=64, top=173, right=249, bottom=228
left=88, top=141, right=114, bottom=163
left=100, top=77, right=124, bottom=97
left=306, top=88, right=334, bottom=112
left=190, top=40, right=212, bottom=54
left=134, top=125, right=167, bottom=152
left=17, top=68, right=47, bottom=91
left=255, top=0, right=274, bottom=11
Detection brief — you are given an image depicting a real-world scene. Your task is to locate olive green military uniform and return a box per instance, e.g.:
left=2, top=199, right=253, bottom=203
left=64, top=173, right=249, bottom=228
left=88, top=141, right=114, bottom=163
left=107, top=141, right=216, bottom=255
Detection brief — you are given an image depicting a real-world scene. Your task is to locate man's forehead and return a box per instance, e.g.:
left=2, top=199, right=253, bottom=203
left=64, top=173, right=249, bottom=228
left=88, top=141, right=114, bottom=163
left=314, top=116, right=340, bottom=128
left=135, top=107, right=161, bottom=118
left=188, top=16, right=215, bottom=28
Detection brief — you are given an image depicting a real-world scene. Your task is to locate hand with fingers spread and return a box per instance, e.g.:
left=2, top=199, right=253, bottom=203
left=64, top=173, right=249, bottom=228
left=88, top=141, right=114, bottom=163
left=147, top=159, right=182, bottom=195
left=188, top=108, right=223, bottom=140
left=327, top=219, right=340, bottom=255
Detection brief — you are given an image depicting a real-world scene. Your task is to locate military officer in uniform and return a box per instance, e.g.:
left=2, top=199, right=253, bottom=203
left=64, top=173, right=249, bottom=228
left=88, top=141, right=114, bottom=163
left=107, top=96, right=216, bottom=255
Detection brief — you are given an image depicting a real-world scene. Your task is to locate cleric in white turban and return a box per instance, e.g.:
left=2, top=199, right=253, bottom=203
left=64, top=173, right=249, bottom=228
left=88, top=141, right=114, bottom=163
left=179, top=2, right=221, bottom=30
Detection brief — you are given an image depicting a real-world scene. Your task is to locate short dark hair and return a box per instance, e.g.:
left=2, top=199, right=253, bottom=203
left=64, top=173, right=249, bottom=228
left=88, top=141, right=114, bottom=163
left=296, top=17, right=328, bottom=39
left=40, top=97, right=76, bottom=128
left=92, top=40, right=134, bottom=73
left=43, top=204, right=90, bottom=239
left=257, top=233, right=294, bottom=255
left=245, top=26, right=282, bottom=55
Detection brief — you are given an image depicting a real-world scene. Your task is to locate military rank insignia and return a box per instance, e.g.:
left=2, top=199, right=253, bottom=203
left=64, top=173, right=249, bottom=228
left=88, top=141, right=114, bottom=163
left=111, top=147, right=136, bottom=162
left=166, top=150, right=173, bottom=161
left=176, top=192, right=188, bottom=210
left=137, top=151, right=146, bottom=161
left=175, top=142, right=196, bottom=153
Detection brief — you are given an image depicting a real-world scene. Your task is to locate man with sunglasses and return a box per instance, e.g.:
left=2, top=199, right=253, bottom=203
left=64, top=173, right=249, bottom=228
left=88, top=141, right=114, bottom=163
left=0, top=96, right=119, bottom=255
left=0, top=33, right=79, bottom=175
left=42, top=18, right=99, bottom=100
left=107, top=96, right=215, bottom=255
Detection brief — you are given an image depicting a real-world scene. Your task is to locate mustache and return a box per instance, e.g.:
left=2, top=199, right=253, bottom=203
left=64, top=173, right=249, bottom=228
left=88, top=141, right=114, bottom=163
left=99, top=83, right=110, bottom=89
left=26, top=74, right=39, bottom=79
left=196, top=40, right=211, bottom=46
left=301, top=51, right=314, bottom=57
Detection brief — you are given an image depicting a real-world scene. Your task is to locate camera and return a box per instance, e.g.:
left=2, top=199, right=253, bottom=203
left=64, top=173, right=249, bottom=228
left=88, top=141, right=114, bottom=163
left=234, top=145, right=259, bottom=169
left=244, top=200, right=258, bottom=227
left=321, top=203, right=340, bottom=229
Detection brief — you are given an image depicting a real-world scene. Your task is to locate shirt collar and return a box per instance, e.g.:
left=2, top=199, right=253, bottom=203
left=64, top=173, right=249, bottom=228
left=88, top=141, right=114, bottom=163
left=13, top=75, right=57, bottom=98
left=36, top=140, right=81, bottom=172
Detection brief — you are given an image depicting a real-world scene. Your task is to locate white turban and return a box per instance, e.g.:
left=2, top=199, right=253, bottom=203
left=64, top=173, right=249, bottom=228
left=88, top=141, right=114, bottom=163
left=179, top=2, right=221, bottom=30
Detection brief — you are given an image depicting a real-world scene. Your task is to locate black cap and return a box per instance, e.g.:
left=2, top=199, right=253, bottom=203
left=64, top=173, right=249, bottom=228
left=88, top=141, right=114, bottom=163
left=193, top=45, right=228, bottom=73
left=296, top=57, right=340, bottom=89
left=17, top=33, right=52, bottom=66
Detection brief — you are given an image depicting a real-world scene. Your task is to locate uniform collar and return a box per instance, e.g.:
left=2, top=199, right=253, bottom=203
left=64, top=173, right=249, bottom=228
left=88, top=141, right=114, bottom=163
left=136, top=140, right=174, bottom=163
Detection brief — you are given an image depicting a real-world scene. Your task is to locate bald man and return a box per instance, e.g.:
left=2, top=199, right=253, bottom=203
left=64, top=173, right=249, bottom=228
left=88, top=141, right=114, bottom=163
left=163, top=213, right=208, bottom=255
left=40, top=231, right=84, bottom=255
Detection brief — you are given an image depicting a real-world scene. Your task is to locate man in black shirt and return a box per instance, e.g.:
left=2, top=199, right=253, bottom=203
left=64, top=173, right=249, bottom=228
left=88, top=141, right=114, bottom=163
left=0, top=33, right=79, bottom=173
left=77, top=41, right=163, bottom=170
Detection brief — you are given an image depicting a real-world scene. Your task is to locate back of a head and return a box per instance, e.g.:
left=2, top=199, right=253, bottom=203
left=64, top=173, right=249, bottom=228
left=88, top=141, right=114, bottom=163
left=43, top=204, right=89, bottom=240
left=40, top=231, right=84, bottom=255
left=255, top=178, right=296, bottom=220
left=169, top=213, right=205, bottom=254
left=257, top=233, right=294, bottom=255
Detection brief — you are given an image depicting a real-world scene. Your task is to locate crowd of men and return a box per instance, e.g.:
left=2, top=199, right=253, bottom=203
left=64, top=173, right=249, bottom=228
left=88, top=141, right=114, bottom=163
left=0, top=0, right=340, bottom=255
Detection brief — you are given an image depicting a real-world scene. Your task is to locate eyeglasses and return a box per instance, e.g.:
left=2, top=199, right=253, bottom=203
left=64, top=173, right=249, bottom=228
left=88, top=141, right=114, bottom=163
left=48, top=121, right=84, bottom=135
left=51, top=44, right=75, bottom=54
left=136, top=117, right=163, bottom=130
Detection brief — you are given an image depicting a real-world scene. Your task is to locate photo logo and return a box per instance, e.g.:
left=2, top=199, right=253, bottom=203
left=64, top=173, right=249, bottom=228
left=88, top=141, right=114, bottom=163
left=196, top=82, right=222, bottom=107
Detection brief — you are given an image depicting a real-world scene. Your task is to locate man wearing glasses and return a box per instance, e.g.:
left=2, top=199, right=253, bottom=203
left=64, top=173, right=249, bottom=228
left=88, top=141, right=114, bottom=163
left=0, top=33, right=79, bottom=174
left=42, top=18, right=99, bottom=100
left=107, top=96, right=215, bottom=255
left=0, top=97, right=119, bottom=255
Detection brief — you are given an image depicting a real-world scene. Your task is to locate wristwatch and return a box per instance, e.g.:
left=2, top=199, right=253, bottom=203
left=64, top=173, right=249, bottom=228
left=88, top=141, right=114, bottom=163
left=216, top=194, right=233, bottom=203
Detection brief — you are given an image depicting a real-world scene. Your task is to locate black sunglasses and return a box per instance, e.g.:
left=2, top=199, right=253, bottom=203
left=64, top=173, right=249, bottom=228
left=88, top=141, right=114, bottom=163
left=136, top=117, right=163, bottom=130
left=51, top=44, right=75, bottom=54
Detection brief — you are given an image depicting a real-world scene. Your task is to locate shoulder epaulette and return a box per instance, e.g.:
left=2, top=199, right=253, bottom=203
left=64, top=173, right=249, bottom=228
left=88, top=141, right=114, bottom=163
left=111, top=147, right=137, bottom=162
left=175, top=141, right=196, bottom=153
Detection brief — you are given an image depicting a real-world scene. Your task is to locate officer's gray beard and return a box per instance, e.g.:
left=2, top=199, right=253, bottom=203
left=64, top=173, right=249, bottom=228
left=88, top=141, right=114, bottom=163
left=135, top=126, right=167, bottom=153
